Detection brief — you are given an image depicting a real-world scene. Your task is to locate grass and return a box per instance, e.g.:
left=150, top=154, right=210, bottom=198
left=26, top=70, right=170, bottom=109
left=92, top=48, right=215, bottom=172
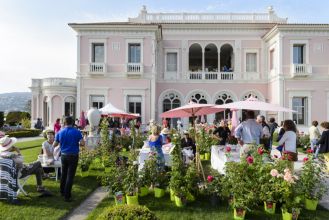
left=0, top=139, right=102, bottom=220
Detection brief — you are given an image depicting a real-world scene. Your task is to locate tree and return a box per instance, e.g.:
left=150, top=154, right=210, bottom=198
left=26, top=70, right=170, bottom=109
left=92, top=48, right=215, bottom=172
left=6, top=111, right=31, bottom=126
left=0, top=111, right=4, bottom=128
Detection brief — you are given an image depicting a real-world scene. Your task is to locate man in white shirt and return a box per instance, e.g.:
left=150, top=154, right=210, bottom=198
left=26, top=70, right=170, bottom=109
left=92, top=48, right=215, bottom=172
left=309, top=120, right=321, bottom=151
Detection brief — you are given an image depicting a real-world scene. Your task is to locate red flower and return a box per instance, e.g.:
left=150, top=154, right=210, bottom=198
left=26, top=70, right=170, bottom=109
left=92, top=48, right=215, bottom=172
left=226, top=146, right=231, bottom=152
left=246, top=156, right=254, bottom=164
left=306, top=149, right=313, bottom=154
left=303, top=157, right=309, bottom=162
left=207, top=175, right=214, bottom=183
left=274, top=155, right=278, bottom=158
left=257, top=147, right=264, bottom=155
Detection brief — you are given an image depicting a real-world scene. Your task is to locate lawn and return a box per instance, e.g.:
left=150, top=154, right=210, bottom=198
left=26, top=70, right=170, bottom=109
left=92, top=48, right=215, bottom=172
left=87, top=193, right=329, bottom=220
left=0, top=139, right=101, bottom=220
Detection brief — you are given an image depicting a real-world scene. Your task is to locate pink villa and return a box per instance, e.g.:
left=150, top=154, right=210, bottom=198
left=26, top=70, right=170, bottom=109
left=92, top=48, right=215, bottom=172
left=30, top=6, right=329, bottom=132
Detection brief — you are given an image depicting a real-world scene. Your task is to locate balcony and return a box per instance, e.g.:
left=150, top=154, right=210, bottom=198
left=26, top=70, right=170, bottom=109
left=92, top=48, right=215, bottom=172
left=186, top=72, right=242, bottom=81
left=126, top=63, right=143, bottom=77
left=89, top=63, right=106, bottom=74
left=290, top=64, right=312, bottom=78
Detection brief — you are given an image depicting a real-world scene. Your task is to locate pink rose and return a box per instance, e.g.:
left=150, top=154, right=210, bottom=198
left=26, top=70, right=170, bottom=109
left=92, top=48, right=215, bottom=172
left=306, top=149, right=313, bottom=154
left=226, top=146, right=231, bottom=152
left=303, top=157, right=309, bottom=162
left=257, top=147, right=264, bottom=155
left=246, top=156, right=254, bottom=164
left=270, top=169, right=279, bottom=177
left=207, top=175, right=214, bottom=183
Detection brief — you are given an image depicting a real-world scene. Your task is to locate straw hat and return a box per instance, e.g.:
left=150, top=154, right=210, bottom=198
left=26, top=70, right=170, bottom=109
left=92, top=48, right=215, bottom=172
left=0, top=136, right=17, bottom=152
left=161, top=128, right=170, bottom=135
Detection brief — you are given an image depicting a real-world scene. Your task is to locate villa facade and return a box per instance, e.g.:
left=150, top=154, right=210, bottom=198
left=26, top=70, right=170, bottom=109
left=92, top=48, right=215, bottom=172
left=30, top=6, right=329, bottom=131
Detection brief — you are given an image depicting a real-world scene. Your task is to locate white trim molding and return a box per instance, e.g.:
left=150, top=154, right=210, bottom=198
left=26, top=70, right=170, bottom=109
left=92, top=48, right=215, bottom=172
left=243, top=48, right=259, bottom=73
left=85, top=89, right=108, bottom=110
left=123, top=89, right=146, bottom=124
left=288, top=90, right=312, bottom=127
left=289, top=39, right=309, bottom=64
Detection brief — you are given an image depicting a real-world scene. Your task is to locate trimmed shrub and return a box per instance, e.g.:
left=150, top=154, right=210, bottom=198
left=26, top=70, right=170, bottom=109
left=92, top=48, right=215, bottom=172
left=0, top=111, right=4, bottom=128
left=97, top=205, right=158, bottom=220
left=6, top=129, right=42, bottom=138
left=20, top=118, right=31, bottom=129
left=6, top=111, right=31, bottom=126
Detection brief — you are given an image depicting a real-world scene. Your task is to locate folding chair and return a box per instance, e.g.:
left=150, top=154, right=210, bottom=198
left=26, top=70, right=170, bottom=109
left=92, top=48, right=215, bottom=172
left=17, top=171, right=31, bottom=196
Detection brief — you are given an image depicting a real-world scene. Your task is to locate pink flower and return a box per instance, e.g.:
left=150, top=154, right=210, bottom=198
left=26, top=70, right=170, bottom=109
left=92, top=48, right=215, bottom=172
left=303, top=157, right=309, bottom=162
left=270, top=169, right=279, bottom=177
left=274, top=155, right=278, bottom=158
left=226, top=146, right=231, bottom=152
left=246, top=156, right=254, bottom=164
left=207, top=175, right=214, bottom=183
left=283, top=172, right=295, bottom=184
left=284, top=168, right=291, bottom=173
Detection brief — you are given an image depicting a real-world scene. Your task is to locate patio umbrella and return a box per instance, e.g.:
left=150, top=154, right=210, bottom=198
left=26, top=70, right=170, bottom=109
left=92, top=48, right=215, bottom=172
left=160, top=101, right=224, bottom=180
left=99, top=102, right=139, bottom=119
left=230, top=109, right=239, bottom=135
left=160, top=101, right=224, bottom=121
left=212, top=97, right=296, bottom=112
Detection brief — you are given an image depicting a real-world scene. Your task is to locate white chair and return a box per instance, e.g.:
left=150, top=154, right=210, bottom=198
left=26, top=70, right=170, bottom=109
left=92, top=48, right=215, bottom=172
left=17, top=171, right=31, bottom=196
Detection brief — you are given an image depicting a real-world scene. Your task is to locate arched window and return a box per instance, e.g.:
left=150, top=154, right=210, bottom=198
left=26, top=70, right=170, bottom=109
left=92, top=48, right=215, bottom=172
left=220, top=44, right=234, bottom=72
left=162, top=93, right=181, bottom=128
left=215, top=93, right=233, bottom=121
left=241, top=91, right=262, bottom=121
left=205, top=44, right=218, bottom=72
left=64, top=96, right=76, bottom=119
left=189, top=43, right=202, bottom=72
left=189, top=92, right=208, bottom=123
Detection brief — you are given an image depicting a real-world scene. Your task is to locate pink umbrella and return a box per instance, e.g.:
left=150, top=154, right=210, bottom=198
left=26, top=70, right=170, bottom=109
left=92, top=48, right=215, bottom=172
left=212, top=97, right=296, bottom=112
left=79, top=111, right=86, bottom=129
left=160, top=101, right=224, bottom=120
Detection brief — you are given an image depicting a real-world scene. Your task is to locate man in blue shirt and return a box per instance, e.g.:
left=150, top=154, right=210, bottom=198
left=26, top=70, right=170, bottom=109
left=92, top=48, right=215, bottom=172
left=53, top=116, right=84, bottom=202
left=235, top=111, right=263, bottom=156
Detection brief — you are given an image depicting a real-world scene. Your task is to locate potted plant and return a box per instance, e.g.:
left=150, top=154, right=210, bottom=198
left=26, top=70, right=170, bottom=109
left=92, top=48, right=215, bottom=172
left=123, top=149, right=139, bottom=205
left=222, top=159, right=259, bottom=219
left=196, top=127, right=216, bottom=160
left=299, top=155, right=328, bottom=210
left=258, top=163, right=284, bottom=214
left=185, top=163, right=199, bottom=202
left=139, top=152, right=158, bottom=197
left=78, top=147, right=94, bottom=176
left=105, top=164, right=127, bottom=205
left=154, top=170, right=169, bottom=198
left=203, top=170, right=222, bottom=207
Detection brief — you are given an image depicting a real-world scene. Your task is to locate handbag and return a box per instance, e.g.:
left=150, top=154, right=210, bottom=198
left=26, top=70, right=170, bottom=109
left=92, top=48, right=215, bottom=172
left=283, top=145, right=298, bottom=161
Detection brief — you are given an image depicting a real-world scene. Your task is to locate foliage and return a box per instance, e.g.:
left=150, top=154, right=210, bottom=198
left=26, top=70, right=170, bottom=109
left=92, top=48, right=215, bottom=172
left=79, top=147, right=95, bottom=171
left=6, top=111, right=30, bottom=125
left=221, top=156, right=261, bottom=210
left=169, top=133, right=187, bottom=198
left=97, top=204, right=158, bottom=220
left=6, top=129, right=41, bottom=138
left=297, top=134, right=310, bottom=148
left=299, top=155, right=328, bottom=200
left=203, top=169, right=222, bottom=196
left=196, top=127, right=216, bottom=154
left=123, top=149, right=139, bottom=196
left=20, top=117, right=31, bottom=129
left=227, top=136, right=238, bottom=145
left=119, top=134, right=132, bottom=151
left=185, top=163, right=199, bottom=195
left=0, top=111, right=4, bottom=128
left=140, top=152, right=158, bottom=187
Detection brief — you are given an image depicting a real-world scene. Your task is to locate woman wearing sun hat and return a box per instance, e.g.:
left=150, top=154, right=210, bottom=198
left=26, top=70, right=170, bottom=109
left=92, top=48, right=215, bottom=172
left=0, top=136, right=49, bottom=194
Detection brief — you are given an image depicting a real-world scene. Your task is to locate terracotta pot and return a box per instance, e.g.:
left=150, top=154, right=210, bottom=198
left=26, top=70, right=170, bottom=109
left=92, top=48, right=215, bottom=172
left=233, top=208, right=246, bottom=220
left=264, top=201, right=276, bottom=214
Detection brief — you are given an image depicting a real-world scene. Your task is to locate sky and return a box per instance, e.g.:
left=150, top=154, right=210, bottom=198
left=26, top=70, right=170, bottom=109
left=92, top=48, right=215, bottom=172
left=1, top=0, right=329, bottom=94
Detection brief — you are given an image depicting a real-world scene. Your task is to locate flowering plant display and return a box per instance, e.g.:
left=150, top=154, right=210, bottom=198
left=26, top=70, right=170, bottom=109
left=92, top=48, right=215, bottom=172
left=224, top=146, right=232, bottom=159
left=202, top=170, right=222, bottom=196
left=299, top=155, right=328, bottom=200
left=196, top=127, right=216, bottom=154
left=123, top=149, right=139, bottom=196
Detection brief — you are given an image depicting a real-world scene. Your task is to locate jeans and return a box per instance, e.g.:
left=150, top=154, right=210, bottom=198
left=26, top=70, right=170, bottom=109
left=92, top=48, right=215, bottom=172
left=310, top=139, right=318, bottom=151
left=21, top=161, right=43, bottom=186
left=60, top=154, right=79, bottom=199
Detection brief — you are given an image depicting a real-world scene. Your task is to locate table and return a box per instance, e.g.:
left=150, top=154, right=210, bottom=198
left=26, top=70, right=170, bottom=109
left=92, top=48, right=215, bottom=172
left=38, top=155, right=61, bottom=181
left=211, top=145, right=241, bottom=174
left=138, top=144, right=172, bottom=170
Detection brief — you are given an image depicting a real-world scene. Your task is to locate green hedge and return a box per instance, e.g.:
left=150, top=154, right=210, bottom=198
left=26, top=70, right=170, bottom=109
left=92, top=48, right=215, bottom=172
left=6, top=129, right=42, bottom=138
left=97, top=205, right=158, bottom=220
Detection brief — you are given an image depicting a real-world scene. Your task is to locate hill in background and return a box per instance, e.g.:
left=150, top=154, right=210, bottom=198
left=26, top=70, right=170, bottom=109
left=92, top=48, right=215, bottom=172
left=0, top=92, right=31, bottom=112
